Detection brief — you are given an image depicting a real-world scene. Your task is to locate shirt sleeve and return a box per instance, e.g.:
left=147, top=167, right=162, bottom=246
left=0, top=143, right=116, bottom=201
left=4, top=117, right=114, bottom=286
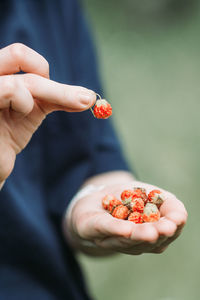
left=89, top=117, right=131, bottom=176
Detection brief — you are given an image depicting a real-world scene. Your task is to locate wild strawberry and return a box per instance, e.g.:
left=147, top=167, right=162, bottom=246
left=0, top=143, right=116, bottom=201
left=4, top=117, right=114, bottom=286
left=121, top=189, right=133, bottom=205
left=148, top=189, right=164, bottom=207
left=130, top=197, right=144, bottom=213
left=112, top=205, right=129, bottom=219
left=128, top=212, right=143, bottom=224
left=102, top=194, right=122, bottom=212
left=102, top=194, right=114, bottom=210
left=132, top=187, right=148, bottom=204
left=108, top=198, right=122, bottom=213
left=142, top=203, right=160, bottom=222
left=92, top=99, right=112, bottom=119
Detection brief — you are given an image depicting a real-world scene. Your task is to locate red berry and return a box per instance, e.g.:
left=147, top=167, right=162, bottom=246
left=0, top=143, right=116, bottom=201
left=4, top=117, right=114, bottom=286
left=102, top=194, right=115, bottom=210
left=112, top=205, right=129, bottom=219
left=148, top=189, right=164, bottom=207
left=121, top=189, right=133, bottom=205
left=132, top=187, right=148, bottom=204
left=130, top=197, right=144, bottom=213
left=108, top=198, right=122, bottom=213
left=142, top=203, right=160, bottom=222
left=128, top=212, right=143, bottom=224
left=102, top=194, right=122, bottom=212
left=93, top=99, right=112, bottom=119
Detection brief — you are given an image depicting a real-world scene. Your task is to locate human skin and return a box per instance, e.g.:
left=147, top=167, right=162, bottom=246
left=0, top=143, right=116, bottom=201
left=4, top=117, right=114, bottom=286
left=63, top=171, right=187, bottom=256
left=0, top=43, right=96, bottom=184
left=0, top=44, right=188, bottom=256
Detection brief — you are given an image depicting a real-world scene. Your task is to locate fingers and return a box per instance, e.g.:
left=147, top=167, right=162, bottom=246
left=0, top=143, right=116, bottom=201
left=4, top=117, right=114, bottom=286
left=21, top=74, right=96, bottom=113
left=160, top=197, right=188, bottom=226
left=130, top=222, right=158, bottom=242
left=0, top=76, right=34, bottom=115
left=72, top=182, right=188, bottom=255
left=95, top=237, right=144, bottom=255
left=0, top=73, right=96, bottom=116
left=76, top=212, right=134, bottom=240
left=75, top=209, right=159, bottom=245
left=0, top=43, right=49, bottom=78
left=0, top=44, right=95, bottom=113
left=152, top=217, right=177, bottom=237
left=132, top=181, right=188, bottom=227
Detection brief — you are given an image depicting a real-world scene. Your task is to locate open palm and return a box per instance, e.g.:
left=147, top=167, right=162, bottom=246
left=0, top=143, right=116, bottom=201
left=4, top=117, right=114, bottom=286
left=66, top=181, right=187, bottom=255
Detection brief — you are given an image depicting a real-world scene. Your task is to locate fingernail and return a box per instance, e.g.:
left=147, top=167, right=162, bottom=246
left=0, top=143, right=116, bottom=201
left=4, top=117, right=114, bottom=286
left=80, top=94, right=92, bottom=106
left=80, top=92, right=95, bottom=107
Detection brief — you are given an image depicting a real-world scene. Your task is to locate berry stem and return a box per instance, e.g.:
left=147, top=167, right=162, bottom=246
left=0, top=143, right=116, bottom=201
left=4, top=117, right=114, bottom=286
left=90, top=93, right=101, bottom=118
left=90, top=107, right=95, bottom=117
left=96, top=93, right=101, bottom=100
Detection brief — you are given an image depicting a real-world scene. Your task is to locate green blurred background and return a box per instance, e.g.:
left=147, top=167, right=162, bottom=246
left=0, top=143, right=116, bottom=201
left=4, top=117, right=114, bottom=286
left=79, top=0, right=200, bottom=299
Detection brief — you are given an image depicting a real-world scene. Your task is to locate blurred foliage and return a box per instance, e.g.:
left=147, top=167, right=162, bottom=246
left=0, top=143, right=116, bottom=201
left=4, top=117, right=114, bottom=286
left=83, top=0, right=198, bottom=30
left=78, top=0, right=200, bottom=299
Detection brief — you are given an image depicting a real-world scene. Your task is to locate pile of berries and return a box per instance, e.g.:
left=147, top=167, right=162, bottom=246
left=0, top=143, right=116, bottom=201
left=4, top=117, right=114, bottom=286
left=102, top=188, right=165, bottom=223
left=91, top=94, right=112, bottom=119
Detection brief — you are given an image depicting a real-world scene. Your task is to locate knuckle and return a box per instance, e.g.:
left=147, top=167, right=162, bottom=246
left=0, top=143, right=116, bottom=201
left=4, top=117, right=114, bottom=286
left=93, top=218, right=101, bottom=233
left=0, top=77, right=16, bottom=98
left=76, top=223, right=87, bottom=240
left=75, top=216, right=88, bottom=239
left=93, top=215, right=105, bottom=235
left=22, top=73, right=37, bottom=89
left=94, top=223, right=102, bottom=235
left=9, top=43, right=27, bottom=63
left=61, top=85, right=73, bottom=107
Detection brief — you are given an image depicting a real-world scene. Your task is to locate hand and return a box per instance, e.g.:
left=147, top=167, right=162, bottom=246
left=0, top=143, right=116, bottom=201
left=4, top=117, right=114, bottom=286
left=65, top=181, right=187, bottom=255
left=0, top=43, right=96, bottom=182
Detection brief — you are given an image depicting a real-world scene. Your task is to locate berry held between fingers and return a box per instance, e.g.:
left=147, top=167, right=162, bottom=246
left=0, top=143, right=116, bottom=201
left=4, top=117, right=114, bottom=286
left=90, top=94, right=112, bottom=119
left=93, top=99, right=112, bottom=119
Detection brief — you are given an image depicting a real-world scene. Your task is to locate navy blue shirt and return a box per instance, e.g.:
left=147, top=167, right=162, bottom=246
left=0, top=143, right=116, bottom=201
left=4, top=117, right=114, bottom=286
left=0, top=0, right=129, bottom=299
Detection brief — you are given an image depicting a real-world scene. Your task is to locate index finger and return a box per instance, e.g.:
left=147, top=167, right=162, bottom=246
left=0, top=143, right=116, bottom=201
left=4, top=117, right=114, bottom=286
left=0, top=43, right=49, bottom=78
left=20, top=73, right=96, bottom=112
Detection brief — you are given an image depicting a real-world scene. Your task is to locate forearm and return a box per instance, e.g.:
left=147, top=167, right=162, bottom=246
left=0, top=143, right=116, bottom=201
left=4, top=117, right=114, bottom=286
left=63, top=170, right=136, bottom=256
